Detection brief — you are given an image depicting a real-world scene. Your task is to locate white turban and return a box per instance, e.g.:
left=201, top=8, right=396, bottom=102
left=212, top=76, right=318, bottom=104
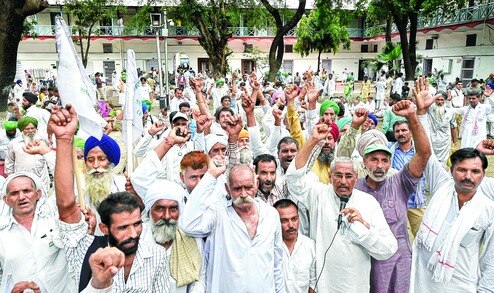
left=356, top=130, right=389, bottom=158
left=144, top=179, right=187, bottom=213
left=205, top=134, right=228, bottom=155
left=0, top=172, right=47, bottom=228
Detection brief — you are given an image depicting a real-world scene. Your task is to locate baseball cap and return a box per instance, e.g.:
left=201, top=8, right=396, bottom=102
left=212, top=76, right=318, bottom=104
left=364, top=143, right=392, bottom=156
left=171, top=112, right=189, bottom=123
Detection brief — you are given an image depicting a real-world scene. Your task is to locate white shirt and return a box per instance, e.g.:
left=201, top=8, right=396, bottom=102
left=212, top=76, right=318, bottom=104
left=285, top=162, right=398, bottom=293
left=452, top=102, right=494, bottom=148
left=210, top=86, right=229, bottom=111
left=179, top=172, right=285, bottom=293
left=140, top=84, right=152, bottom=100
left=392, top=77, right=403, bottom=95
left=451, top=88, right=464, bottom=108
left=324, top=78, right=336, bottom=97
left=412, top=156, right=494, bottom=292
left=59, top=217, right=170, bottom=292
left=0, top=197, right=74, bottom=293
left=0, top=130, right=19, bottom=160
left=282, top=234, right=316, bottom=293
left=141, top=222, right=206, bottom=293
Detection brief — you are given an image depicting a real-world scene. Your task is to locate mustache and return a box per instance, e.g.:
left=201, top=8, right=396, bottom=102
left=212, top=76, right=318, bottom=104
left=461, top=179, right=474, bottom=185
left=120, top=236, right=139, bottom=246
left=153, top=219, right=178, bottom=227
left=233, top=195, right=254, bottom=205
left=87, top=167, right=110, bottom=175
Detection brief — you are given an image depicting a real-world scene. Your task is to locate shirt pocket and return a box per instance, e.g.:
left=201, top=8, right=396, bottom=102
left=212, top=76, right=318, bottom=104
left=460, top=227, right=484, bottom=248
left=382, top=200, right=399, bottom=225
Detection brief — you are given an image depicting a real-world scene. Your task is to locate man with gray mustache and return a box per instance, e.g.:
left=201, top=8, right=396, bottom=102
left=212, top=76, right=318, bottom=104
left=140, top=178, right=206, bottom=293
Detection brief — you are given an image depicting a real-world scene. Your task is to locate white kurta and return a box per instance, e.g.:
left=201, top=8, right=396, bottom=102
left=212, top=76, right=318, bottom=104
left=179, top=173, right=285, bottom=293
left=453, top=102, right=494, bottom=148
left=285, top=162, right=398, bottom=293
left=282, top=234, right=316, bottom=293
left=0, top=198, right=74, bottom=293
left=412, top=156, right=494, bottom=292
left=427, top=104, right=455, bottom=165
left=141, top=222, right=206, bottom=293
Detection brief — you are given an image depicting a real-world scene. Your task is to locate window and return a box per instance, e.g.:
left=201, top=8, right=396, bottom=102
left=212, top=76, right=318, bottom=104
left=466, top=34, right=477, bottom=47
left=103, top=43, right=113, bottom=53
left=285, top=45, right=293, bottom=53
left=360, top=44, right=369, bottom=53
left=373, top=44, right=378, bottom=52
left=243, top=43, right=253, bottom=53
left=425, top=39, right=433, bottom=50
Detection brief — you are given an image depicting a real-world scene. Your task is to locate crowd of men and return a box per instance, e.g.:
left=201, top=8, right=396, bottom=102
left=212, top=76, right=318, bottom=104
left=0, top=67, right=493, bottom=293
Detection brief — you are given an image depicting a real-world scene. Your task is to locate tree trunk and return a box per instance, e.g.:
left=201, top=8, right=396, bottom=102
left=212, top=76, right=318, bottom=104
left=0, top=0, right=48, bottom=111
left=407, top=12, right=419, bottom=80
left=267, top=35, right=285, bottom=81
left=317, top=49, right=322, bottom=72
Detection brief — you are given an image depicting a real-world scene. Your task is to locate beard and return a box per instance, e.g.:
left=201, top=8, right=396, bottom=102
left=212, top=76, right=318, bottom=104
left=151, top=218, right=178, bottom=244
left=365, top=166, right=388, bottom=182
left=85, top=167, right=113, bottom=208
left=22, top=133, right=36, bottom=144
left=108, top=231, right=139, bottom=256
left=434, top=105, right=446, bottom=119
left=259, top=180, right=274, bottom=195
left=6, top=131, right=16, bottom=139
left=238, top=146, right=253, bottom=165
left=318, top=150, right=335, bottom=165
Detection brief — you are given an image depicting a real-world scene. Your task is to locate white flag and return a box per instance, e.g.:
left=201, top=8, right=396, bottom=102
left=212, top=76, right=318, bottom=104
left=55, top=16, right=107, bottom=140
left=122, top=49, right=144, bottom=144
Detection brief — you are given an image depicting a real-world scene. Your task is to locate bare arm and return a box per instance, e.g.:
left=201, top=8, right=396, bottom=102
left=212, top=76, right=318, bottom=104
left=294, top=124, right=329, bottom=169
left=50, top=105, right=82, bottom=223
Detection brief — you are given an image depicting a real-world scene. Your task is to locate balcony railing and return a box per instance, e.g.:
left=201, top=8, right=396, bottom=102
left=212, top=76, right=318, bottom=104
left=366, top=3, right=493, bottom=37
left=30, top=3, right=492, bottom=39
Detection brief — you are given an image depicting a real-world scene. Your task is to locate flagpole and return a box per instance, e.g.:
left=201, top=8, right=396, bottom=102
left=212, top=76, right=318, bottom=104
left=73, top=145, right=85, bottom=209
left=126, top=119, right=134, bottom=175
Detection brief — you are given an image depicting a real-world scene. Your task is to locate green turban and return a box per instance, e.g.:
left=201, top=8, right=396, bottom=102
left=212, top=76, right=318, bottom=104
left=3, top=121, right=18, bottom=131
left=17, top=116, right=38, bottom=131
left=336, top=116, right=352, bottom=130
left=320, top=99, right=340, bottom=116
left=74, top=137, right=86, bottom=151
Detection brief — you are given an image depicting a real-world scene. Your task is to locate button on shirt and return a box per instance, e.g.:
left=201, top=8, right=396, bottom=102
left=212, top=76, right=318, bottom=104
left=58, top=217, right=170, bottom=292
left=282, top=234, right=316, bottom=293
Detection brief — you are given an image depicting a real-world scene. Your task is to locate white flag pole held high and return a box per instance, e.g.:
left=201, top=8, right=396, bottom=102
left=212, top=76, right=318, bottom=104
left=122, top=49, right=144, bottom=174
left=55, top=16, right=107, bottom=140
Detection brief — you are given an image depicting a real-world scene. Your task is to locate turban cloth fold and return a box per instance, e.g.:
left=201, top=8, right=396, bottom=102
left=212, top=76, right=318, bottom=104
left=356, top=130, right=388, bottom=157
left=17, top=116, right=38, bottom=131
left=328, top=123, right=339, bottom=141
left=3, top=121, right=17, bottom=131
left=84, top=134, right=121, bottom=165
left=320, top=99, right=340, bottom=116
left=238, top=129, right=249, bottom=140
left=336, top=117, right=352, bottom=130
left=205, top=134, right=228, bottom=154
left=23, top=92, right=38, bottom=104
left=367, top=113, right=378, bottom=126
left=143, top=179, right=186, bottom=213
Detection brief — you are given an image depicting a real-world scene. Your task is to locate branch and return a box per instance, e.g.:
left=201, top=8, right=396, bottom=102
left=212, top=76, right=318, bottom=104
left=19, top=0, right=49, bottom=17
left=259, top=0, right=282, bottom=27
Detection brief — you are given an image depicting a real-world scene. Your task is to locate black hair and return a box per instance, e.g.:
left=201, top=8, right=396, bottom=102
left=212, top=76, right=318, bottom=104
left=450, top=148, right=488, bottom=172
left=220, top=95, right=231, bottom=103
left=97, top=192, right=142, bottom=227
left=392, top=120, right=409, bottom=131
left=277, top=136, right=299, bottom=152
left=253, top=154, right=278, bottom=173
left=273, top=198, right=298, bottom=211
left=179, top=102, right=190, bottom=110
left=214, top=107, right=234, bottom=121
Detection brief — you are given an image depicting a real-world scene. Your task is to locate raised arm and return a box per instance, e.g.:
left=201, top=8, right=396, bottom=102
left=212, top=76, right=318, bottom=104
left=392, top=100, right=432, bottom=178
left=50, top=105, right=81, bottom=223
left=336, top=108, right=368, bottom=157
left=294, top=123, right=329, bottom=169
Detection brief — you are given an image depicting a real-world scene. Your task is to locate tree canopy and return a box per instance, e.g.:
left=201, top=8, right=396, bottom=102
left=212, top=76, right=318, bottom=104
left=294, top=5, right=350, bottom=72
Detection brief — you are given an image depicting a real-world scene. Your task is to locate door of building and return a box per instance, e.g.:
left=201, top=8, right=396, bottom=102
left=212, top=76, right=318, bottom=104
left=241, top=59, right=256, bottom=74
left=460, top=57, right=475, bottom=85
left=103, top=61, right=116, bottom=83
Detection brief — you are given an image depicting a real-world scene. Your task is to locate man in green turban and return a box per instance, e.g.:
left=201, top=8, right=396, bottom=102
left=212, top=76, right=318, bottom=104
left=0, top=121, right=20, bottom=176
left=5, top=116, right=54, bottom=191
left=320, top=99, right=340, bottom=123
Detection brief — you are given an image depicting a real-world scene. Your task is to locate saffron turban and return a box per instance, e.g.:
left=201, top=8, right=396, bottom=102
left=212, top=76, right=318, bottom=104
left=238, top=129, right=249, bottom=140
left=84, top=134, right=121, bottom=165
left=3, top=121, right=17, bottom=131
left=320, top=99, right=340, bottom=116
left=17, top=116, right=38, bottom=131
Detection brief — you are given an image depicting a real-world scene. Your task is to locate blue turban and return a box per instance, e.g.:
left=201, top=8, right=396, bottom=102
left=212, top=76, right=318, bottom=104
left=142, top=101, right=148, bottom=114
left=84, top=134, right=121, bottom=166
left=368, top=113, right=378, bottom=126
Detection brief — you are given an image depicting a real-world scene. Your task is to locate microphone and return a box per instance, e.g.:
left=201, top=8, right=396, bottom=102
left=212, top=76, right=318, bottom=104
left=337, top=196, right=349, bottom=230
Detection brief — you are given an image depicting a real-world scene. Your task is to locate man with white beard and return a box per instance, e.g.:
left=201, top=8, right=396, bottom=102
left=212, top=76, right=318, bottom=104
left=82, top=134, right=126, bottom=234
left=425, top=91, right=456, bottom=166
left=141, top=179, right=207, bottom=293
left=5, top=116, right=54, bottom=191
